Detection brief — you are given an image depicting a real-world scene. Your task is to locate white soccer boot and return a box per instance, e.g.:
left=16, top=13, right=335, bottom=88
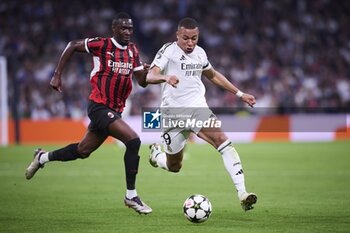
left=149, top=143, right=162, bottom=168
left=239, top=192, right=257, bottom=211
left=25, top=148, right=46, bottom=180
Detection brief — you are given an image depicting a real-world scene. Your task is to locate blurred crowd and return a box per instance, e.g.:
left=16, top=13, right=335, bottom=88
left=1, top=0, right=349, bottom=119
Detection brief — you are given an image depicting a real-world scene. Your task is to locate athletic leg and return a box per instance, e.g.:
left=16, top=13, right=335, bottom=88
left=198, top=127, right=257, bottom=211
left=150, top=143, right=184, bottom=172
left=108, top=118, right=140, bottom=190
left=107, top=118, right=152, bottom=214
left=149, top=130, right=189, bottom=172
left=50, top=130, right=106, bottom=161
left=25, top=130, right=106, bottom=180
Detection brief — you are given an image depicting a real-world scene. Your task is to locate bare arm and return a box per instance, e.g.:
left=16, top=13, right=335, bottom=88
left=133, top=63, right=150, bottom=88
left=50, top=39, right=87, bottom=92
left=146, top=65, right=179, bottom=87
left=203, top=67, right=256, bottom=107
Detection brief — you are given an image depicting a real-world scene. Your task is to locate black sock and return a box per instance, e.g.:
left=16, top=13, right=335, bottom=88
left=48, top=143, right=80, bottom=161
left=124, top=138, right=141, bottom=190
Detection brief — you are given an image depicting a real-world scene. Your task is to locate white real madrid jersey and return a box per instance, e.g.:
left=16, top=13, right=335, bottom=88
left=150, top=42, right=212, bottom=107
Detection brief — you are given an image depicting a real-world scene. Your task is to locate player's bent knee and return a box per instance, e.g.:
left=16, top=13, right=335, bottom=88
left=167, top=162, right=182, bottom=173
left=214, top=134, right=229, bottom=147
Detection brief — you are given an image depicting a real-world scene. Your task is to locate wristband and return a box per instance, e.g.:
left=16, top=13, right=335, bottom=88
left=235, top=90, right=244, bottom=98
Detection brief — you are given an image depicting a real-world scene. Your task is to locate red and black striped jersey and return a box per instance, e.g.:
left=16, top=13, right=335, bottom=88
left=84, top=37, right=143, bottom=113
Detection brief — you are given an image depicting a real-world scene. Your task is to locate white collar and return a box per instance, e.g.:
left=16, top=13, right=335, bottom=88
left=111, top=37, right=127, bottom=50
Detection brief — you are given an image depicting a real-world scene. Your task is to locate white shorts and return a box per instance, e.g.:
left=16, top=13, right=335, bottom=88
left=160, top=107, right=216, bottom=154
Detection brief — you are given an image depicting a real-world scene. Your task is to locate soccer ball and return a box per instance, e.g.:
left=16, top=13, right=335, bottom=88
left=183, top=194, right=212, bottom=223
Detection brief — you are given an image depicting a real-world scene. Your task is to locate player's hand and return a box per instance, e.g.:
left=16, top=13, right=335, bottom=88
left=241, top=93, right=256, bottom=108
left=50, top=74, right=62, bottom=92
left=166, top=75, right=179, bottom=88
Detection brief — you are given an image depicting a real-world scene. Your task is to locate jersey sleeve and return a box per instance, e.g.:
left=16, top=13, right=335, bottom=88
left=131, top=44, right=143, bottom=72
left=84, top=37, right=103, bottom=55
left=201, top=49, right=212, bottom=71
left=150, top=43, right=172, bottom=71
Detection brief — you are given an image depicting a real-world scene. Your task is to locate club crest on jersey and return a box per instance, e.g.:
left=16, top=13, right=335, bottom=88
left=128, top=49, right=133, bottom=58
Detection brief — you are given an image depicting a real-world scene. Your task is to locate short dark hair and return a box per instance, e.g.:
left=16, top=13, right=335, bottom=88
left=178, top=18, right=198, bottom=30
left=113, top=12, right=132, bottom=25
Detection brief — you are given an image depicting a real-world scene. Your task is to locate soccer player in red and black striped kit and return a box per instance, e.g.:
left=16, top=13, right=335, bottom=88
left=25, top=13, right=152, bottom=214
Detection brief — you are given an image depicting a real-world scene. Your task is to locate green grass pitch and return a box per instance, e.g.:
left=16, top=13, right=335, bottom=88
left=0, top=141, right=349, bottom=233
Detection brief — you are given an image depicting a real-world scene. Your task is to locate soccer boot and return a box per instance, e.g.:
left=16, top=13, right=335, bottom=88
left=124, top=196, right=152, bottom=214
left=239, top=192, right=257, bottom=211
left=25, top=148, right=45, bottom=180
left=149, top=143, right=161, bottom=168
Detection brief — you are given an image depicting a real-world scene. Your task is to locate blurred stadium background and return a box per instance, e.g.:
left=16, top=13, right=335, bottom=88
left=1, top=2, right=350, bottom=233
left=0, top=0, right=349, bottom=145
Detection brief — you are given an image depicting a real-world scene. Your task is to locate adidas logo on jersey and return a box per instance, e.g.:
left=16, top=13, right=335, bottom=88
left=180, top=55, right=186, bottom=60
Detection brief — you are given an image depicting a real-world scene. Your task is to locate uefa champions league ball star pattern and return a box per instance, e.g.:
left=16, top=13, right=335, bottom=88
left=183, top=194, right=212, bottom=223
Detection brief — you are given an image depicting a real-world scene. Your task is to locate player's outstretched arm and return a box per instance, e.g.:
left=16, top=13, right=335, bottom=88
left=203, top=67, right=256, bottom=107
left=134, top=63, right=150, bottom=88
left=50, top=39, right=86, bottom=92
left=146, top=66, right=179, bottom=88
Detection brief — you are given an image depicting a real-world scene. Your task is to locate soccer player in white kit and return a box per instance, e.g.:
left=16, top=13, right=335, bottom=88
left=146, top=18, right=257, bottom=211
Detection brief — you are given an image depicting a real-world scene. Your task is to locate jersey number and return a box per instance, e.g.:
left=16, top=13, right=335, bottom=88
left=162, top=133, right=171, bottom=145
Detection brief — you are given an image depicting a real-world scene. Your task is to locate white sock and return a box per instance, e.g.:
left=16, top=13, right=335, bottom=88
left=156, top=152, right=169, bottom=170
left=151, top=145, right=169, bottom=170
left=126, top=189, right=138, bottom=199
left=39, top=152, right=49, bottom=165
left=218, top=140, right=246, bottom=197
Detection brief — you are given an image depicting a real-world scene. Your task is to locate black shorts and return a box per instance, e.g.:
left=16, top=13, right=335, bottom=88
left=87, top=100, right=121, bottom=137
